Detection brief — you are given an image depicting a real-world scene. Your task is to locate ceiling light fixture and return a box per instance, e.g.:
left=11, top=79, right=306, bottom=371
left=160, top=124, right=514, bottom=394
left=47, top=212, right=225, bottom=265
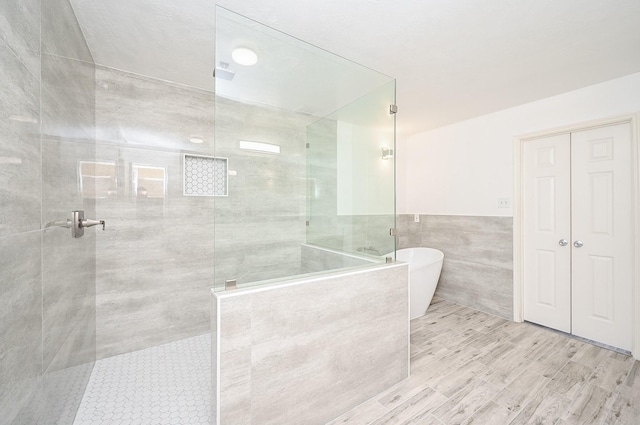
left=232, top=47, right=258, bottom=66
left=189, top=136, right=204, bottom=144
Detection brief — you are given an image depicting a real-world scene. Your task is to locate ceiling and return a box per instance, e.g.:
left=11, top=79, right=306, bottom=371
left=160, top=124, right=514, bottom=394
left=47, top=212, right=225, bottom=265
left=214, top=7, right=396, bottom=122
left=69, top=0, right=640, bottom=137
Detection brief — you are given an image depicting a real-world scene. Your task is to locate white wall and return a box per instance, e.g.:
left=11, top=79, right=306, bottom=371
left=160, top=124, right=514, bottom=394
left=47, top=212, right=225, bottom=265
left=395, top=134, right=408, bottom=217
left=337, top=121, right=395, bottom=215
left=399, top=72, right=640, bottom=216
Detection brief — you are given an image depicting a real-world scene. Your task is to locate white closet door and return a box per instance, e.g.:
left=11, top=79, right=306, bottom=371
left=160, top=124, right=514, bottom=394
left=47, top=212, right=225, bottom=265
left=523, top=134, right=572, bottom=332
left=571, top=123, right=633, bottom=351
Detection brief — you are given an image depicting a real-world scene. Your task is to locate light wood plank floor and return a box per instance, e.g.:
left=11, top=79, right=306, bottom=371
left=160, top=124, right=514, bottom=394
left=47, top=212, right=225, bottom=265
left=329, top=299, right=640, bottom=425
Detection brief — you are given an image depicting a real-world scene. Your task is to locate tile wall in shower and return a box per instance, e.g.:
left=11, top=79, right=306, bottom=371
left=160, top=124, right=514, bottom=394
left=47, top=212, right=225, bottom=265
left=92, top=67, right=317, bottom=357
left=93, top=66, right=216, bottom=359
left=212, top=96, right=315, bottom=288
left=0, top=0, right=97, bottom=422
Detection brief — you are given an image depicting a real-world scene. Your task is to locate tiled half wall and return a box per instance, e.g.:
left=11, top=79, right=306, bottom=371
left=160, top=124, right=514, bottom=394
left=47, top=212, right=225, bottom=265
left=212, top=263, right=409, bottom=425
left=397, top=214, right=513, bottom=319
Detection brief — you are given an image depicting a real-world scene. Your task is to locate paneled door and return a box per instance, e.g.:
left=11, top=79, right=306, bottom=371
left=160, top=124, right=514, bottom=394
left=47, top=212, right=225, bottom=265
left=523, top=133, right=572, bottom=333
left=571, top=124, right=633, bottom=350
left=523, top=122, right=633, bottom=351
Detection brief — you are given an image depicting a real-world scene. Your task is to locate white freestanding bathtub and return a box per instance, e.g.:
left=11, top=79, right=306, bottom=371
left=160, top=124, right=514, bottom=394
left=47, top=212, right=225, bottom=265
left=387, top=248, right=444, bottom=319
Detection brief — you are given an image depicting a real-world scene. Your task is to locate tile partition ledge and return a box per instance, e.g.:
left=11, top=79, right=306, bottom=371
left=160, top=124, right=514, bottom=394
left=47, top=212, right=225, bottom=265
left=211, top=262, right=409, bottom=424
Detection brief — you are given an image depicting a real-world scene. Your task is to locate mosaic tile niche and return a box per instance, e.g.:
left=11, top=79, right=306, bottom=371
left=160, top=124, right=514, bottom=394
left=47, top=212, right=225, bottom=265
left=183, top=154, right=228, bottom=197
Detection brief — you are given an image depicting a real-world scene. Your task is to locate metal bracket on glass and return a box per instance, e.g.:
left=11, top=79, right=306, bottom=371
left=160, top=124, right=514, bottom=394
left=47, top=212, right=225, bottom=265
left=225, top=279, right=237, bottom=290
left=389, top=228, right=398, bottom=236
left=389, top=104, right=398, bottom=114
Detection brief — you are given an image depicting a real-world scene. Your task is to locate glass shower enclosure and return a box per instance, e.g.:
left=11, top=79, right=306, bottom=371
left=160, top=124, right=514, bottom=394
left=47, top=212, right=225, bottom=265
left=1, top=2, right=397, bottom=423
left=213, top=7, right=397, bottom=291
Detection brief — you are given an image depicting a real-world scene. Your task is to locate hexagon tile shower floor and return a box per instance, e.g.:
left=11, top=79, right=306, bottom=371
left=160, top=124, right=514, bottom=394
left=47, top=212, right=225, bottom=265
left=73, top=334, right=211, bottom=425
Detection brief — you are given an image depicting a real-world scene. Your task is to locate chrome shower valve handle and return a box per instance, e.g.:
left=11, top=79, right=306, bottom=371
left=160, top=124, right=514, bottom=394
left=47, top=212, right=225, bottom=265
left=80, top=218, right=106, bottom=231
left=71, top=210, right=105, bottom=238
left=45, top=211, right=105, bottom=238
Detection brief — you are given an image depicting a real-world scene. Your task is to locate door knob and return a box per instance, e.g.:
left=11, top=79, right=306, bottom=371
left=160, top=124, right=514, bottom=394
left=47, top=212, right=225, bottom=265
left=573, top=240, right=584, bottom=248
left=559, top=239, right=568, bottom=246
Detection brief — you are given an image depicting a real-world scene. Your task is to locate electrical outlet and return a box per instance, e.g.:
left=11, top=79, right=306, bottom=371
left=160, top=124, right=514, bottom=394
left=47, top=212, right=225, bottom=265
left=497, top=198, right=511, bottom=208
left=414, top=214, right=420, bottom=223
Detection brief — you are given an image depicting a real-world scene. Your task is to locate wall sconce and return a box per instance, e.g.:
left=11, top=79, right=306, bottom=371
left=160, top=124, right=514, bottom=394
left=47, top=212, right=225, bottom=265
left=381, top=147, right=394, bottom=160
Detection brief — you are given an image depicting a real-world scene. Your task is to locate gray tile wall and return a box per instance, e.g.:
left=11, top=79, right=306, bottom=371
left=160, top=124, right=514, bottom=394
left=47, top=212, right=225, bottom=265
left=306, top=117, right=339, bottom=247
left=338, top=214, right=396, bottom=256
left=300, top=243, right=374, bottom=274
left=397, top=214, right=513, bottom=319
left=40, top=5, right=97, bottom=425
left=310, top=214, right=396, bottom=257
left=213, top=96, right=315, bottom=290
left=92, top=67, right=327, bottom=357
left=0, top=0, right=97, bottom=423
left=0, top=233, right=42, bottom=424
left=212, top=263, right=410, bottom=425
left=0, top=1, right=41, bottom=238
left=93, top=66, right=216, bottom=359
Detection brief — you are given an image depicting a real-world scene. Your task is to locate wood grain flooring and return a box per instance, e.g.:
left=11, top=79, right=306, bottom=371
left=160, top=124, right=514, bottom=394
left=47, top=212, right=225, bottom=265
left=328, top=298, right=640, bottom=425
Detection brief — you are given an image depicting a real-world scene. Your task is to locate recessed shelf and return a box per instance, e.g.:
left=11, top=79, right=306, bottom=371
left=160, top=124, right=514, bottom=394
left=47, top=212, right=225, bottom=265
left=183, top=154, right=228, bottom=197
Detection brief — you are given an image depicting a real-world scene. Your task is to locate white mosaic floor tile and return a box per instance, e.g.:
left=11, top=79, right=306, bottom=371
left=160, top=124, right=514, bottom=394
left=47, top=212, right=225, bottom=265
left=45, top=362, right=94, bottom=425
left=73, top=334, right=210, bottom=425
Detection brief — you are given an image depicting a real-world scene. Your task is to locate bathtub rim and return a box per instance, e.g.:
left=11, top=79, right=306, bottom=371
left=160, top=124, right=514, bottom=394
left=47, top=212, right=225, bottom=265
left=385, top=247, right=444, bottom=269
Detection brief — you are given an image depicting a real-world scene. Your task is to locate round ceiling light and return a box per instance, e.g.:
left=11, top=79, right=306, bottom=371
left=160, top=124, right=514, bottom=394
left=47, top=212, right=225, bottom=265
left=232, top=47, right=258, bottom=66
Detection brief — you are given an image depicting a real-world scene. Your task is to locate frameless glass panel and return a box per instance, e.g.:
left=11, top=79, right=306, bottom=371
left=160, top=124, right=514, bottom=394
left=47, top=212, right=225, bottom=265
left=214, top=8, right=393, bottom=119
left=307, top=80, right=396, bottom=259
left=214, top=7, right=396, bottom=291
left=0, top=0, right=99, bottom=419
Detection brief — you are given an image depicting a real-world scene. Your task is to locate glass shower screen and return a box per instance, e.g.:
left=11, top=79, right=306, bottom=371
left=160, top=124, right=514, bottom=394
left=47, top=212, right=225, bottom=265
left=213, top=7, right=396, bottom=291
